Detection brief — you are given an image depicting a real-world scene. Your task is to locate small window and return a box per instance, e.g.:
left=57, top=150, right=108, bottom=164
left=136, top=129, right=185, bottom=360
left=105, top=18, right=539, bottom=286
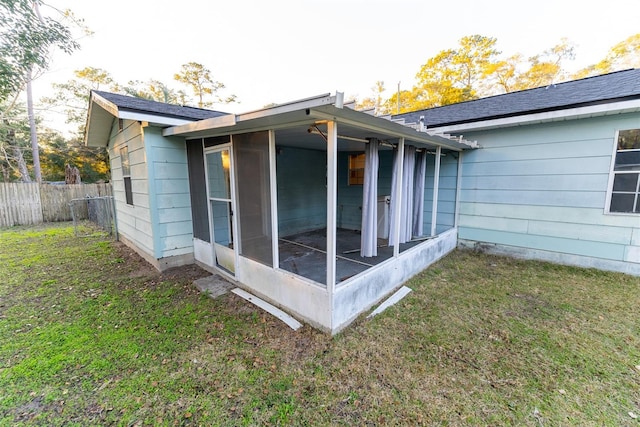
left=608, top=129, right=640, bottom=213
left=348, top=153, right=365, bottom=185
left=120, top=145, right=133, bottom=205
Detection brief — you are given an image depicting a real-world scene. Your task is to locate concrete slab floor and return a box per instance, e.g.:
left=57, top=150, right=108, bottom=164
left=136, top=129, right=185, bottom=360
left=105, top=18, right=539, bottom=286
left=193, top=275, right=234, bottom=298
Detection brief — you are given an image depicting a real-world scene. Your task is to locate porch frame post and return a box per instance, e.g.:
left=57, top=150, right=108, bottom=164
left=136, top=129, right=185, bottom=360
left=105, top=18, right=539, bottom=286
left=326, top=121, right=338, bottom=294
left=268, top=130, right=279, bottom=268
left=391, top=137, right=405, bottom=257
left=454, top=151, right=462, bottom=228
left=430, top=146, right=441, bottom=237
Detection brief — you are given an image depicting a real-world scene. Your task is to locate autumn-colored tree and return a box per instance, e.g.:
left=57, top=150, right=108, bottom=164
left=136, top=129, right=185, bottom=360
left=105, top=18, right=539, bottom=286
left=412, top=35, right=500, bottom=108
left=573, top=33, right=640, bottom=79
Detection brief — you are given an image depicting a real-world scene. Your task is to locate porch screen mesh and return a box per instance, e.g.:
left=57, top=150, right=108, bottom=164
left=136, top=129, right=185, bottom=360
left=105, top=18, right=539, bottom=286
left=233, top=131, right=273, bottom=267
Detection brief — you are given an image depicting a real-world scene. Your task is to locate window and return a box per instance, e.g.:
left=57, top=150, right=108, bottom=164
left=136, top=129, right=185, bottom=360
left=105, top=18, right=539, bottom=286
left=608, top=129, right=640, bottom=213
left=348, top=153, right=365, bottom=185
left=120, top=145, right=133, bottom=205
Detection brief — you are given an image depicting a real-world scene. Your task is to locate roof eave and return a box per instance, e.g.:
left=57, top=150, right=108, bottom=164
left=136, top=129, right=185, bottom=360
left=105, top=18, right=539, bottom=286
left=430, top=99, right=640, bottom=134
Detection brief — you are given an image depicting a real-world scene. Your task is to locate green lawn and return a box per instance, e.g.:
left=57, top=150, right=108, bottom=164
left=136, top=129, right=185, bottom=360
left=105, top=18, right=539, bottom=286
left=1, top=222, right=639, bottom=426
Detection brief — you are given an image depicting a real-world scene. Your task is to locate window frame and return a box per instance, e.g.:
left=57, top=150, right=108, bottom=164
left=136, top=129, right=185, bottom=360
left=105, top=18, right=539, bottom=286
left=605, top=128, right=640, bottom=215
left=120, top=144, right=133, bottom=206
left=348, top=153, right=366, bottom=186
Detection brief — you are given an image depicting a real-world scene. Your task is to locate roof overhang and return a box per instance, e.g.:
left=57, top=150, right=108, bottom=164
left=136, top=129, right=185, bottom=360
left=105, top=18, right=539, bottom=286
left=84, top=92, right=198, bottom=147
left=429, top=98, right=640, bottom=134
left=164, top=93, right=477, bottom=151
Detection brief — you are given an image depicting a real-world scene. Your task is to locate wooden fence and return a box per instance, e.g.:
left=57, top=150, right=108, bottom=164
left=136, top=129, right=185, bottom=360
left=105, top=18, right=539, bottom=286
left=0, top=183, right=112, bottom=227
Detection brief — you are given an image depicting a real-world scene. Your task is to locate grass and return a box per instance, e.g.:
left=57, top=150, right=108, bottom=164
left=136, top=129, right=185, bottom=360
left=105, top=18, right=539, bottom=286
left=0, top=222, right=639, bottom=426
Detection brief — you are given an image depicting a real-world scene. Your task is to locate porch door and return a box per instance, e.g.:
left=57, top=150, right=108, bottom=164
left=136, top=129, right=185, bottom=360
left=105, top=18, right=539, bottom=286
left=205, top=147, right=236, bottom=276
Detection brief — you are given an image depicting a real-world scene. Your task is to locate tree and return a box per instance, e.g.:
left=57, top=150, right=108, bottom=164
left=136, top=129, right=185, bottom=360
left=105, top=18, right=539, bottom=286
left=514, top=38, right=575, bottom=90
left=573, top=33, right=640, bottom=79
left=0, top=100, right=33, bottom=182
left=355, top=81, right=388, bottom=115
left=413, top=35, right=500, bottom=108
left=43, top=67, right=114, bottom=133
left=174, top=62, right=236, bottom=108
left=1, top=0, right=81, bottom=182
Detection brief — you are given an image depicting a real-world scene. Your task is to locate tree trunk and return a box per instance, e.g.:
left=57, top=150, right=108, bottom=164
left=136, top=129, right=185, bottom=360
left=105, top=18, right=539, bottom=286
left=13, top=146, right=32, bottom=183
left=26, top=69, right=42, bottom=183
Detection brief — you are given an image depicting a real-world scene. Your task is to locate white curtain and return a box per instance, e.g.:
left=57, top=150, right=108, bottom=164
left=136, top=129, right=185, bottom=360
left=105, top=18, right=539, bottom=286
left=401, top=146, right=416, bottom=242
left=413, top=150, right=427, bottom=237
left=360, top=139, right=379, bottom=257
left=389, top=145, right=416, bottom=246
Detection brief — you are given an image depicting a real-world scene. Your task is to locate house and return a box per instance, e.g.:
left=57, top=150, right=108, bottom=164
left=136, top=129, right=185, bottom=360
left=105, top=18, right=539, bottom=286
left=85, top=69, right=640, bottom=334
left=395, top=68, right=640, bottom=276
left=85, top=91, right=475, bottom=334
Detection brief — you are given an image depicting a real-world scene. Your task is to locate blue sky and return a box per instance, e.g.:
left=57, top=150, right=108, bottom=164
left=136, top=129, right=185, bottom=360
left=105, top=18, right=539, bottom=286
left=36, top=0, right=640, bottom=131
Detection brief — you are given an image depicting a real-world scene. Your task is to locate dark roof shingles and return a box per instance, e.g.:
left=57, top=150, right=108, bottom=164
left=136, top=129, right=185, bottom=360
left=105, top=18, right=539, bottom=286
left=93, top=90, right=229, bottom=121
left=395, top=69, right=640, bottom=127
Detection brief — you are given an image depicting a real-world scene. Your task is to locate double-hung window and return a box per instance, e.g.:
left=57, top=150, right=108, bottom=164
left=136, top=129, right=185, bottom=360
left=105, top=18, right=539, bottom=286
left=121, top=145, right=133, bottom=206
left=608, top=129, right=640, bottom=213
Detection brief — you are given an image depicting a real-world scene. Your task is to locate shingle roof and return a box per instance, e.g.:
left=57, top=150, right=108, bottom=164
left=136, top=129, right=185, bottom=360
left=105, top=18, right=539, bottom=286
left=394, top=68, right=640, bottom=128
left=92, top=90, right=229, bottom=121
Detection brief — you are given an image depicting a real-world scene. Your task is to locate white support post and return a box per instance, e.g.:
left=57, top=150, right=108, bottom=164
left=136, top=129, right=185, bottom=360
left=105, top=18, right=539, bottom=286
left=391, top=138, right=405, bottom=257
left=268, top=130, right=279, bottom=268
left=430, top=146, right=441, bottom=237
left=326, top=121, right=338, bottom=294
left=454, top=151, right=463, bottom=229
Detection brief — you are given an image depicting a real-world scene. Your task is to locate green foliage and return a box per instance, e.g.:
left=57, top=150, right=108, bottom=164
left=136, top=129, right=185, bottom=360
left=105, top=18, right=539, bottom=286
left=174, top=62, right=237, bottom=108
left=0, top=0, right=79, bottom=103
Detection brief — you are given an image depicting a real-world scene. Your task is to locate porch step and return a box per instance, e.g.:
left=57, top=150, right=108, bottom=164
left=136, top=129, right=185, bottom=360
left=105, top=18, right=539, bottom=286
left=193, top=275, right=235, bottom=298
left=231, top=288, right=303, bottom=331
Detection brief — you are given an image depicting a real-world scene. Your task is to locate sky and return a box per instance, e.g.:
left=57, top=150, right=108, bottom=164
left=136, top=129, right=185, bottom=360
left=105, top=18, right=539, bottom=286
left=35, top=0, right=640, bottom=132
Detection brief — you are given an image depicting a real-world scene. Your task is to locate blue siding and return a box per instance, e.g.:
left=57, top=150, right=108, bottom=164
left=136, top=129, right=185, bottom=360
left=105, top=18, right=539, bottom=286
left=144, top=127, right=194, bottom=259
left=458, top=113, right=640, bottom=266
left=276, top=147, right=327, bottom=237
left=336, top=150, right=393, bottom=231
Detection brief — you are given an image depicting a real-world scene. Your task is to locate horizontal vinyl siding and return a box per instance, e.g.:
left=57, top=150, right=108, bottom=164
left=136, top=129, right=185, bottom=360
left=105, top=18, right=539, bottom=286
left=423, top=153, right=458, bottom=234
left=277, top=147, right=327, bottom=236
left=144, top=127, right=193, bottom=259
left=458, top=113, right=640, bottom=266
left=108, top=120, right=154, bottom=257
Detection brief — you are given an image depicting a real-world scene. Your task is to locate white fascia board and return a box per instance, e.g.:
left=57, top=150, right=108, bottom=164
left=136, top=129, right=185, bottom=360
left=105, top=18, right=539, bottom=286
left=91, top=93, right=118, bottom=116
left=432, top=99, right=640, bottom=134
left=164, top=93, right=336, bottom=137
left=117, top=111, right=196, bottom=127
left=308, top=107, right=473, bottom=151
left=162, top=114, right=237, bottom=137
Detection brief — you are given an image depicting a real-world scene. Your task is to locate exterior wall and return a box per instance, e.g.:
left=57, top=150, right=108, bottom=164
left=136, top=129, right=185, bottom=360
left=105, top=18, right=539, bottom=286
left=456, top=113, right=640, bottom=275
left=109, top=120, right=154, bottom=258
left=423, top=152, right=459, bottom=235
left=109, top=122, right=194, bottom=271
left=337, top=150, right=393, bottom=231
left=143, top=126, right=194, bottom=263
left=276, top=147, right=327, bottom=236
left=332, top=228, right=457, bottom=333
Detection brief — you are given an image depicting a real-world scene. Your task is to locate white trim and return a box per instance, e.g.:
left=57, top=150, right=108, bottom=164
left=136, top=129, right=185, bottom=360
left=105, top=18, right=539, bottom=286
left=326, top=121, right=338, bottom=295
left=231, top=288, right=302, bottom=330
left=268, top=130, right=279, bottom=269
left=604, top=129, right=620, bottom=214
left=118, top=110, right=196, bottom=127
left=431, top=99, right=640, bottom=134
left=391, top=138, right=405, bottom=257
left=165, top=93, right=335, bottom=137
left=430, top=146, right=441, bottom=237
left=366, top=286, right=412, bottom=319
left=454, top=152, right=463, bottom=228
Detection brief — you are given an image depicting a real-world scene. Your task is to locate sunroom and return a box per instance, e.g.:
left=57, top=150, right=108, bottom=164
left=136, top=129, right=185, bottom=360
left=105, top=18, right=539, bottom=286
left=164, top=93, right=476, bottom=334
